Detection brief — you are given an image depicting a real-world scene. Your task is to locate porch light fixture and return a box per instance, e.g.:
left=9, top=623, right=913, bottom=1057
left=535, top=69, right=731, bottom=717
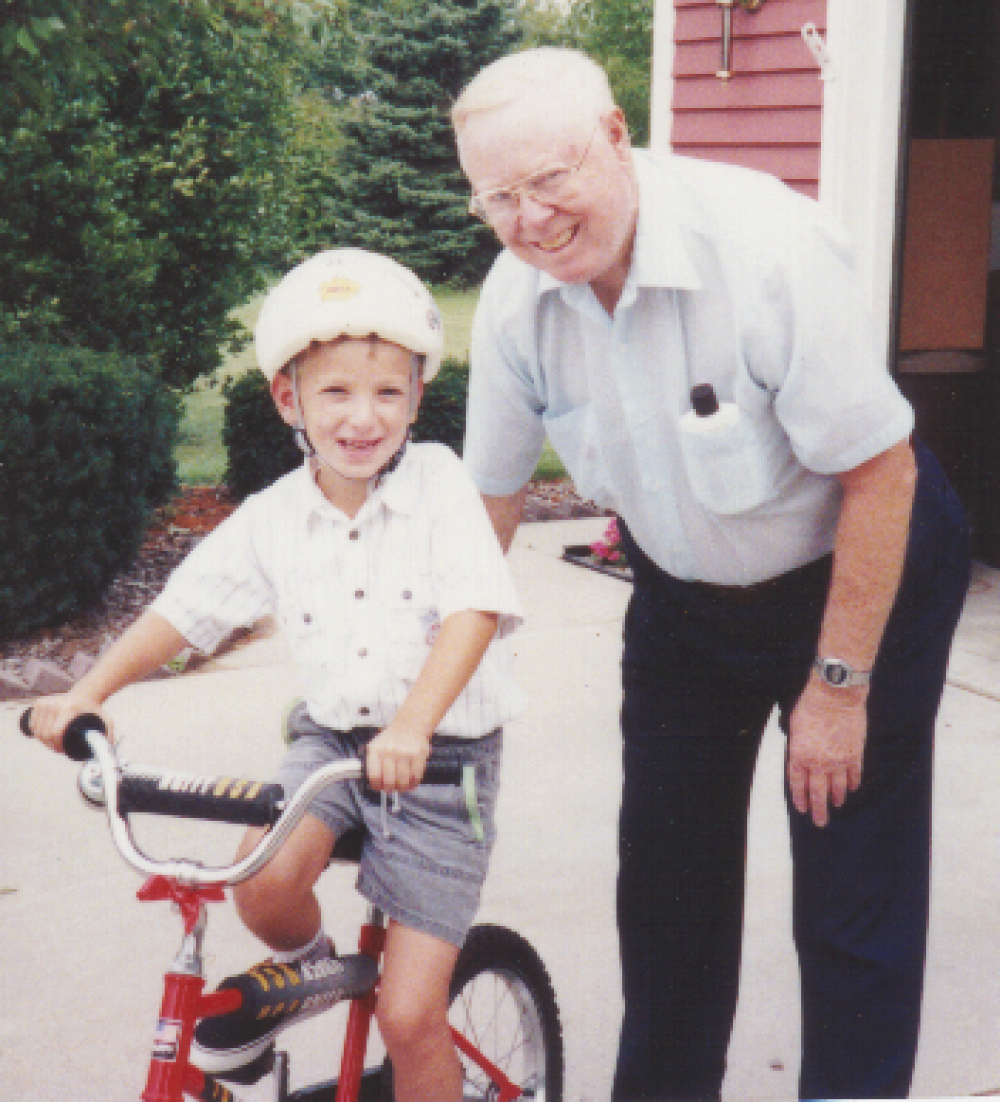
left=717, top=0, right=765, bottom=81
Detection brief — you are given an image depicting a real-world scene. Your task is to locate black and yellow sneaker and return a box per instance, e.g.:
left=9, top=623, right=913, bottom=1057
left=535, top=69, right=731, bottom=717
left=191, top=945, right=379, bottom=1074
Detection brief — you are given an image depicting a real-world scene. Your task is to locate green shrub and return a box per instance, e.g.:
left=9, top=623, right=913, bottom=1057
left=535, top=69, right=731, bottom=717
left=222, top=370, right=302, bottom=501
left=412, top=357, right=469, bottom=456
left=1, top=342, right=179, bottom=641
left=222, top=356, right=470, bottom=500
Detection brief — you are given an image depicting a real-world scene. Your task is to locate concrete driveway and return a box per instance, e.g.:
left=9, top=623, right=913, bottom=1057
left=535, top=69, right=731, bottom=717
left=2, top=518, right=999, bottom=1100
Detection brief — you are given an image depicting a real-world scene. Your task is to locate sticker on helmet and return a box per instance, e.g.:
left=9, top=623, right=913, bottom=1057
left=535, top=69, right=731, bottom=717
left=320, top=278, right=361, bottom=301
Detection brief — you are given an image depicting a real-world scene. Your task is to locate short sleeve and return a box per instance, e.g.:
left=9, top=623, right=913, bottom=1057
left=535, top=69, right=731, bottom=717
left=422, top=447, right=524, bottom=638
left=151, top=501, right=275, bottom=653
left=773, top=209, right=914, bottom=474
left=463, top=257, right=548, bottom=495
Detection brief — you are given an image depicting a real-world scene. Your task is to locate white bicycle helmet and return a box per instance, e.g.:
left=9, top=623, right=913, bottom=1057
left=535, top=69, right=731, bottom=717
left=255, top=249, right=445, bottom=383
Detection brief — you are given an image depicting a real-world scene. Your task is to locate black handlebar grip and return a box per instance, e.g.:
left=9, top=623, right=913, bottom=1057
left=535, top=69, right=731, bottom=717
left=19, top=709, right=105, bottom=762
left=421, top=763, right=464, bottom=786
left=117, top=769, right=286, bottom=827
left=62, top=714, right=106, bottom=762
left=361, top=761, right=463, bottom=791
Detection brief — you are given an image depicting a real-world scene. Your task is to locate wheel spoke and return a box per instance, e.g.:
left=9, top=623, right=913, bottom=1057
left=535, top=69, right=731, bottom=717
left=445, top=926, right=564, bottom=1101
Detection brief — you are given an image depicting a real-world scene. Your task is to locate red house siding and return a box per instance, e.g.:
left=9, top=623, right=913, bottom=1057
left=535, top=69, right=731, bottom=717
left=671, top=0, right=827, bottom=198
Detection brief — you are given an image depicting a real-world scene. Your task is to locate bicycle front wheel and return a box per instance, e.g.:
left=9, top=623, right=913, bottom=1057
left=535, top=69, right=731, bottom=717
left=448, top=923, right=564, bottom=1102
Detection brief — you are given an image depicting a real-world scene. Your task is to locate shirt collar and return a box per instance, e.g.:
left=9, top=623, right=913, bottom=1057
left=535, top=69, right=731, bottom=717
left=296, top=444, right=420, bottom=528
left=536, top=149, right=703, bottom=302
left=629, top=151, right=703, bottom=292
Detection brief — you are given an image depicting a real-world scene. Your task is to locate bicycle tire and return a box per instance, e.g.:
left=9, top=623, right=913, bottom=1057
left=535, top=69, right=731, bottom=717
left=381, top=923, right=564, bottom=1101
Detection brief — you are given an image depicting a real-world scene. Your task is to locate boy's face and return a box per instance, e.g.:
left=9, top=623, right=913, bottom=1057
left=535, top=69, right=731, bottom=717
left=273, top=337, right=421, bottom=510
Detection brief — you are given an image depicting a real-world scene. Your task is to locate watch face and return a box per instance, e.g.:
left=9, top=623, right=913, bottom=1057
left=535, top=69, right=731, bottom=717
left=826, top=662, right=850, bottom=686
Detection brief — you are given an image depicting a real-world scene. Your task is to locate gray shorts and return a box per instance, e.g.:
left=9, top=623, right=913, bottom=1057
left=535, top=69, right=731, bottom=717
left=274, top=707, right=502, bottom=947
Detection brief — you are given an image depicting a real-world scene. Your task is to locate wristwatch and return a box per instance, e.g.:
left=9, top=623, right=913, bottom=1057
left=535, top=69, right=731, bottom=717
left=813, top=656, right=872, bottom=689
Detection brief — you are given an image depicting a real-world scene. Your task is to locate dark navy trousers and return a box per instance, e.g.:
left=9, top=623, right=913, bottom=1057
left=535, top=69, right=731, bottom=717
left=611, top=440, right=971, bottom=1101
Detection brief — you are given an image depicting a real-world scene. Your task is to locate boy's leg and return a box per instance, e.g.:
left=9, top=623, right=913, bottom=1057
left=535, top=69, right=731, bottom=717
left=192, top=812, right=351, bottom=1073
left=377, top=921, right=462, bottom=1102
left=231, top=814, right=334, bottom=953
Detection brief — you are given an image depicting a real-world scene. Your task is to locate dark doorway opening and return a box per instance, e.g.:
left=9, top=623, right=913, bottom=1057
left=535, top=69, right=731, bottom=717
left=895, top=0, right=1000, bottom=563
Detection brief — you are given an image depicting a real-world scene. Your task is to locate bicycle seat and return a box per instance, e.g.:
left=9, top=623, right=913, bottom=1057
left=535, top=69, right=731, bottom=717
left=330, top=828, right=364, bottom=864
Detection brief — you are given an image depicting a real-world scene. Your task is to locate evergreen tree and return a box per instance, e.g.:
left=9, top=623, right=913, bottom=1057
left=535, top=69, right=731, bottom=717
left=568, top=0, right=653, bottom=146
left=328, top=0, right=523, bottom=286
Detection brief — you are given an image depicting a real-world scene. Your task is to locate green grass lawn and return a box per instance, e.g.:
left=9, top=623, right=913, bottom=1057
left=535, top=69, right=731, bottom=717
left=174, top=283, right=566, bottom=485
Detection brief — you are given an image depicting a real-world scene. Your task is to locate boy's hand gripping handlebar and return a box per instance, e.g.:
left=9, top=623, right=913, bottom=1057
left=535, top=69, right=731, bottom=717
left=20, top=708, right=461, bottom=888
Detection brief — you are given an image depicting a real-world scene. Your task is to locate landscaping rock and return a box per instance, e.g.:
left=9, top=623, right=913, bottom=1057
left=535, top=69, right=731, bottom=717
left=0, top=669, right=33, bottom=701
left=22, top=658, right=76, bottom=695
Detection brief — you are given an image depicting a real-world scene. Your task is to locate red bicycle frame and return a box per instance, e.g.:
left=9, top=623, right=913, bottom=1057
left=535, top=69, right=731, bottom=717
left=135, top=876, right=525, bottom=1102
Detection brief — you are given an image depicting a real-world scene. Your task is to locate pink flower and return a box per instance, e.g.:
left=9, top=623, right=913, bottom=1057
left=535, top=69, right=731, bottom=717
left=590, top=518, right=627, bottom=566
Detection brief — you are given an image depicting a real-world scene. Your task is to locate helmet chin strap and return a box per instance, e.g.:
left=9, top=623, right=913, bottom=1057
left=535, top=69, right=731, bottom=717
left=290, top=358, right=418, bottom=492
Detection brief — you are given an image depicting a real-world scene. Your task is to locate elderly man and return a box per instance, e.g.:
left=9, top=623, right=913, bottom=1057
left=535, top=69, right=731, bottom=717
left=451, top=47, right=971, bottom=1101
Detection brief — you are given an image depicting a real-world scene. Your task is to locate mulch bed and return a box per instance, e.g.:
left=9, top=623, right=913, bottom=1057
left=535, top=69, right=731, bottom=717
left=1, top=481, right=608, bottom=688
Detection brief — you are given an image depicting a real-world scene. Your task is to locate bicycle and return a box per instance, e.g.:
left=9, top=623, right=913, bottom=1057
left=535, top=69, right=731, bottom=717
left=21, top=711, right=564, bottom=1102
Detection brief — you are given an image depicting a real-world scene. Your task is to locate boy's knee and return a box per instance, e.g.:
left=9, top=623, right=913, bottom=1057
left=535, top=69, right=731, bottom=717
left=232, top=862, right=301, bottom=923
left=377, top=990, right=449, bottom=1055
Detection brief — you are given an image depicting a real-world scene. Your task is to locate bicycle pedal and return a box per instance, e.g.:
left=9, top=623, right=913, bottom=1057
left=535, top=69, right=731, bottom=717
left=209, top=1044, right=275, bottom=1085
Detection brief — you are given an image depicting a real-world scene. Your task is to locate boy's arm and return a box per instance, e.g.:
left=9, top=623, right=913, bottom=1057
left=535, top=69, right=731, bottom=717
left=366, top=609, right=499, bottom=791
left=29, top=610, right=189, bottom=754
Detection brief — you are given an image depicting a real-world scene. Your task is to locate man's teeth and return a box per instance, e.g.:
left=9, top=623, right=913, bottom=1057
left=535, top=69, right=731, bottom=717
left=539, top=227, right=574, bottom=252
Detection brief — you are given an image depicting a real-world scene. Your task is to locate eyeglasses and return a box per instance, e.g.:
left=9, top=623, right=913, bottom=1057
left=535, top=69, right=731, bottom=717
left=468, top=122, right=602, bottom=225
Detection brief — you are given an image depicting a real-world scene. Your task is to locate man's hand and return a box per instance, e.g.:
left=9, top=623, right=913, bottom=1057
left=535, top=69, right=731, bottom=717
left=29, top=693, right=112, bottom=756
left=787, top=678, right=868, bottom=828
left=787, top=439, right=915, bottom=828
left=365, top=725, right=432, bottom=793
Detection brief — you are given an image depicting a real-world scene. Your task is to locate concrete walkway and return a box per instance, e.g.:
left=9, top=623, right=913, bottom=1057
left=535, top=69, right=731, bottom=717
left=2, top=518, right=999, bottom=1100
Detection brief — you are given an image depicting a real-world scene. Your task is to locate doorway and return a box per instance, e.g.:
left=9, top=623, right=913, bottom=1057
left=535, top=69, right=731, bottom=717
left=895, top=0, right=1000, bottom=564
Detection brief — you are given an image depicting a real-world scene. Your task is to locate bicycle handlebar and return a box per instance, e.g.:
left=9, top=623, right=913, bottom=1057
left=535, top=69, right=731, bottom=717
left=19, top=709, right=99, bottom=762
left=20, top=708, right=462, bottom=888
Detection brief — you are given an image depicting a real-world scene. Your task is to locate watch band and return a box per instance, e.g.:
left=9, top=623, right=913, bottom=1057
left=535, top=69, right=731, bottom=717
left=814, top=656, right=872, bottom=689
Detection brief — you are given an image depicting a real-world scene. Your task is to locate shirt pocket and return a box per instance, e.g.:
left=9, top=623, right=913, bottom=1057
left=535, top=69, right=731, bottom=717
left=543, top=404, right=615, bottom=508
left=277, top=592, right=332, bottom=668
left=679, top=372, right=791, bottom=516
left=384, top=577, right=438, bottom=682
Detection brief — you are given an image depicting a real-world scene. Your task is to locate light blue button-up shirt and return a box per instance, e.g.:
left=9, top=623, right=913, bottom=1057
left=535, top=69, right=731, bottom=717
left=464, top=151, right=914, bottom=585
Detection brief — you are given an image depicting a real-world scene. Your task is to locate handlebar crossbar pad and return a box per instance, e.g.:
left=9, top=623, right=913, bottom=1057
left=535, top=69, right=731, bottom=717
left=118, top=769, right=285, bottom=827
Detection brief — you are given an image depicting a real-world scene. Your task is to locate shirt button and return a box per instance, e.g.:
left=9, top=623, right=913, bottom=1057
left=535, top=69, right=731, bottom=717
left=358, top=648, right=368, bottom=658
left=349, top=530, right=359, bottom=541
left=354, top=589, right=365, bottom=599
left=303, top=613, right=312, bottom=624
left=359, top=706, right=370, bottom=716
left=401, top=590, right=412, bottom=600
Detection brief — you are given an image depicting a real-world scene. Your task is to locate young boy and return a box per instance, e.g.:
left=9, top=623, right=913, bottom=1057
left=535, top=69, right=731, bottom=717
left=29, top=248, right=525, bottom=1102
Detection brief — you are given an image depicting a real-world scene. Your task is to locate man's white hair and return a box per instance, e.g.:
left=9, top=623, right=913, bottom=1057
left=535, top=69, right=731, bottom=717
left=452, top=47, right=617, bottom=136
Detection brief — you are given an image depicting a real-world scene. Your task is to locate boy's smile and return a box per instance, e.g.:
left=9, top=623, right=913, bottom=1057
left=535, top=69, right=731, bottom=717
left=273, top=337, right=420, bottom=516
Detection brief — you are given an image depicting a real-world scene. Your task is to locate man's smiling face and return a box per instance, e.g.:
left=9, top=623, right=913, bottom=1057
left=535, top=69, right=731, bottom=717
left=458, top=103, right=640, bottom=310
